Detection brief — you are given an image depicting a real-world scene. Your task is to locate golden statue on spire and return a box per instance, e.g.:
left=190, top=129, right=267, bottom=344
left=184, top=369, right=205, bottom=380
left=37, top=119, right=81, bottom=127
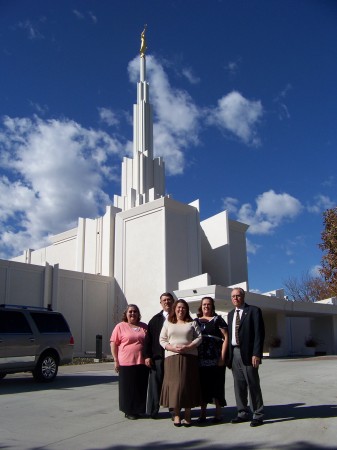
left=140, top=24, right=147, bottom=58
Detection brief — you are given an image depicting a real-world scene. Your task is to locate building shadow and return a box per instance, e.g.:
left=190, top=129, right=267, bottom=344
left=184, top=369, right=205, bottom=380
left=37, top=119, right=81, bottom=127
left=24, top=441, right=337, bottom=450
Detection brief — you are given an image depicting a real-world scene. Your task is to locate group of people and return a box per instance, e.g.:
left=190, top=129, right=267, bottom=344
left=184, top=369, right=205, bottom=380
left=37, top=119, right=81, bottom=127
left=110, top=287, right=265, bottom=427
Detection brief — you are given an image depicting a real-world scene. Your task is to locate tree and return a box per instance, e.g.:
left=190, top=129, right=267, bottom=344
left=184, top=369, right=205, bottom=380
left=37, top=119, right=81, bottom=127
left=319, top=207, right=337, bottom=296
left=283, top=271, right=332, bottom=302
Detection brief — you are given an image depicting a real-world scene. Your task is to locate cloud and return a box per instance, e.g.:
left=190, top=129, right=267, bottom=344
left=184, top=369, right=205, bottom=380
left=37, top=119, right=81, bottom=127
left=88, top=11, right=98, bottom=24
left=322, top=176, right=335, bottom=188
left=223, top=190, right=302, bottom=235
left=98, top=107, right=119, bottom=127
left=207, top=91, right=263, bottom=146
left=246, top=239, right=260, bottom=255
left=222, top=197, right=240, bottom=214
left=17, top=20, right=44, bottom=40
left=310, top=265, right=321, bottom=277
left=307, top=194, right=335, bottom=213
left=73, top=10, right=85, bottom=20
left=181, top=67, right=200, bottom=85
left=274, top=83, right=292, bottom=120
left=0, top=116, right=125, bottom=258
left=224, top=58, right=242, bottom=76
left=128, top=55, right=201, bottom=175
left=73, top=10, right=97, bottom=23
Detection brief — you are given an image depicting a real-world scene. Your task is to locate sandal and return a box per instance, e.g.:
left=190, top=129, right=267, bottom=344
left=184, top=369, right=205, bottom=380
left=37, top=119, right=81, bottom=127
left=181, top=419, right=192, bottom=427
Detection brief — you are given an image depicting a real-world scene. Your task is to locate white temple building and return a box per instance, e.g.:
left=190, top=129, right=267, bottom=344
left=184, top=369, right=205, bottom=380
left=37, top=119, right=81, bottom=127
left=2, top=32, right=337, bottom=357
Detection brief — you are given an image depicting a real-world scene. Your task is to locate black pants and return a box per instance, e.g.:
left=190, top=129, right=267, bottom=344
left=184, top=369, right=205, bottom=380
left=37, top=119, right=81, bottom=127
left=146, top=358, right=164, bottom=416
left=119, top=365, right=149, bottom=415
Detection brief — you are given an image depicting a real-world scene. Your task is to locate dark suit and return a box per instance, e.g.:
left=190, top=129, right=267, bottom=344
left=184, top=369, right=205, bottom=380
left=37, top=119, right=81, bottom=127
left=227, top=303, right=265, bottom=420
left=143, top=311, right=166, bottom=417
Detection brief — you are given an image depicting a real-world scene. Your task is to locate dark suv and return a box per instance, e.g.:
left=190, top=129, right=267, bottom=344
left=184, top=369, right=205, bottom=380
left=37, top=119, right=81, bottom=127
left=0, top=304, right=74, bottom=382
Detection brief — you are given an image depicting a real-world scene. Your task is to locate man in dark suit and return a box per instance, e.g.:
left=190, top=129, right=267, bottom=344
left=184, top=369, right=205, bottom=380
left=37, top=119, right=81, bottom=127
left=143, top=292, right=174, bottom=419
left=227, top=287, right=265, bottom=427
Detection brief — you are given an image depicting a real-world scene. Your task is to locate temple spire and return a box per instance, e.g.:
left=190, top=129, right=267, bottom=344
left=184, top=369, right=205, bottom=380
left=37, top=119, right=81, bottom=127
left=113, top=27, right=165, bottom=211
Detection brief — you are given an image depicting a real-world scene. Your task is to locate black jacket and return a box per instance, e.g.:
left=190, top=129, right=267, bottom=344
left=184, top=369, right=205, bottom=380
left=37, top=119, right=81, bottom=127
left=142, top=311, right=165, bottom=360
left=227, top=303, right=265, bottom=367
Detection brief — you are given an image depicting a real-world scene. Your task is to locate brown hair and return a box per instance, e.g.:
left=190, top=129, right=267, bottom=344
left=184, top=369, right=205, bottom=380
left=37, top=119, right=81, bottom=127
left=122, top=304, right=141, bottom=323
left=168, top=299, right=192, bottom=323
left=197, top=296, right=216, bottom=317
left=160, top=292, right=174, bottom=300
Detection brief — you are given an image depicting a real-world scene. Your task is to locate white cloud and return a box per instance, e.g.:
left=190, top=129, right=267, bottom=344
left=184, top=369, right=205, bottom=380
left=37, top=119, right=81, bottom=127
left=181, top=67, right=200, bottom=85
left=310, top=265, right=321, bottom=277
left=73, top=10, right=97, bottom=23
left=88, top=11, right=98, bottom=24
left=208, top=91, right=263, bottom=146
left=225, top=190, right=302, bottom=235
left=0, top=116, right=125, bottom=258
left=73, top=10, right=85, bottom=20
left=225, top=59, right=241, bottom=76
left=98, top=107, right=119, bottom=127
left=246, top=238, right=260, bottom=255
left=307, top=194, right=335, bottom=213
left=274, top=84, right=292, bottom=120
left=128, top=55, right=201, bottom=175
left=17, top=20, right=44, bottom=40
left=222, top=197, right=239, bottom=214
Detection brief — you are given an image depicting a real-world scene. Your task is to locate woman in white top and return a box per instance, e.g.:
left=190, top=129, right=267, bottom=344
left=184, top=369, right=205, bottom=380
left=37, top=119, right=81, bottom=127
left=160, top=299, right=202, bottom=427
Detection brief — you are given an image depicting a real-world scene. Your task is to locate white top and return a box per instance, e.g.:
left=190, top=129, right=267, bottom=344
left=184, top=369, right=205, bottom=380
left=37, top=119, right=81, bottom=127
left=160, top=320, right=202, bottom=357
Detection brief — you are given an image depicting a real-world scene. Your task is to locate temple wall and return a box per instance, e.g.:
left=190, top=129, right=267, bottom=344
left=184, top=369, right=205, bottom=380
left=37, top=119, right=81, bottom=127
left=0, top=259, right=114, bottom=357
left=114, top=196, right=201, bottom=322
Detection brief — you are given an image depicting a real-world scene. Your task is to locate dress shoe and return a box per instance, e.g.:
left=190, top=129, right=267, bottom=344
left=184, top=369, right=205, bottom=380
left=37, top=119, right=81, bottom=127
left=196, top=416, right=207, bottom=424
left=231, top=416, right=249, bottom=424
left=125, top=414, right=138, bottom=420
left=250, top=419, right=263, bottom=427
left=212, top=416, right=223, bottom=423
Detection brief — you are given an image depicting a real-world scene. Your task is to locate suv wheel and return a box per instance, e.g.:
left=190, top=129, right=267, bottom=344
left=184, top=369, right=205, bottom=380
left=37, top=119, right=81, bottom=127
left=33, top=353, right=59, bottom=382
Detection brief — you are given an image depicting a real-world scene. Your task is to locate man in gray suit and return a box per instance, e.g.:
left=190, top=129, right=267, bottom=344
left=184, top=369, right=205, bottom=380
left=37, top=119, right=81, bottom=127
left=227, top=287, right=265, bottom=427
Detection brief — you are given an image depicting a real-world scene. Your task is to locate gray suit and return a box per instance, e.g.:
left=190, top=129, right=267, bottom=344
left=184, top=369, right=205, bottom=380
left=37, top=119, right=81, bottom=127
left=227, top=303, right=265, bottom=420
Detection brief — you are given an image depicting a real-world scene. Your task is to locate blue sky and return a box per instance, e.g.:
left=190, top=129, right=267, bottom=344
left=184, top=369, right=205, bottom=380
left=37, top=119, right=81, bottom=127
left=1, top=0, right=337, bottom=294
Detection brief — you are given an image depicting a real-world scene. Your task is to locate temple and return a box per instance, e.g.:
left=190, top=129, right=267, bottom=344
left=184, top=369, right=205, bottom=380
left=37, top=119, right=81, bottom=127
left=2, top=30, right=337, bottom=357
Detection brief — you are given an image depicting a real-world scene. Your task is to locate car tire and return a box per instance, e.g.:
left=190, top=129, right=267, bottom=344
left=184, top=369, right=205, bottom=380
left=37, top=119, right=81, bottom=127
left=33, top=353, right=59, bottom=382
left=0, top=373, right=7, bottom=379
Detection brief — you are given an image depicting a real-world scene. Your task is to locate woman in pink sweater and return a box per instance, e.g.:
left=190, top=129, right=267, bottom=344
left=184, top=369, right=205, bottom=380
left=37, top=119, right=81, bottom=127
left=110, top=304, right=148, bottom=420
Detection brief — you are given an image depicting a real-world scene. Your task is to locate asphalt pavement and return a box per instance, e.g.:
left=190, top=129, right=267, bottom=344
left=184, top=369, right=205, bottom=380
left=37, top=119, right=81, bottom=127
left=1, top=356, right=337, bottom=450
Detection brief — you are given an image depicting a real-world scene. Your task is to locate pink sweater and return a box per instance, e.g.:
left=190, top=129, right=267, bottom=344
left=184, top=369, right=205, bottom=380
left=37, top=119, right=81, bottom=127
left=110, top=321, right=147, bottom=366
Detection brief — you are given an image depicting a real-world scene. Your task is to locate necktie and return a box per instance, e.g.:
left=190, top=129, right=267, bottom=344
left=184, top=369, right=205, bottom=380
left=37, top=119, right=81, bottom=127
left=235, top=309, right=240, bottom=345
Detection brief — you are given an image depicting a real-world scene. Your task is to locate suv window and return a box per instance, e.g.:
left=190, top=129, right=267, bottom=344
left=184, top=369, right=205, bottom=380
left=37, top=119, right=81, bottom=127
left=30, top=312, right=70, bottom=333
left=0, top=311, right=32, bottom=334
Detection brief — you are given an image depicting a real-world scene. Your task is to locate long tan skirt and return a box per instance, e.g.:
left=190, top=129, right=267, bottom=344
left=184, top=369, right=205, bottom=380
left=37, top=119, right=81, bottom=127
left=160, top=354, right=201, bottom=409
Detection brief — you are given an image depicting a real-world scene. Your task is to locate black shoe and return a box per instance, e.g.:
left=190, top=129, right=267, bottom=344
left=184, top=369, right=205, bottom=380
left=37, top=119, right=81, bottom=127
left=250, top=419, right=263, bottom=427
left=125, top=414, right=138, bottom=420
left=231, top=416, right=249, bottom=424
left=196, top=416, right=207, bottom=424
left=150, top=412, right=159, bottom=419
left=212, top=416, right=223, bottom=423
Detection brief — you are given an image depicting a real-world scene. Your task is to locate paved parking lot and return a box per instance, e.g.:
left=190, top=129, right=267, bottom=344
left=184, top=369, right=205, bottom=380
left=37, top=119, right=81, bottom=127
left=1, top=357, right=337, bottom=450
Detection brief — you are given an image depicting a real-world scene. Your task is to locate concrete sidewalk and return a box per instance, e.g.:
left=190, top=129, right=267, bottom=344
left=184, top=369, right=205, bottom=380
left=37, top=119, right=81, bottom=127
left=1, top=357, right=336, bottom=450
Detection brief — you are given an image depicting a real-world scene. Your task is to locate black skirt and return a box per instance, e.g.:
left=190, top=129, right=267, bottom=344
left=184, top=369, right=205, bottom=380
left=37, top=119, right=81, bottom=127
left=199, top=365, right=227, bottom=406
left=118, top=365, right=149, bottom=415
